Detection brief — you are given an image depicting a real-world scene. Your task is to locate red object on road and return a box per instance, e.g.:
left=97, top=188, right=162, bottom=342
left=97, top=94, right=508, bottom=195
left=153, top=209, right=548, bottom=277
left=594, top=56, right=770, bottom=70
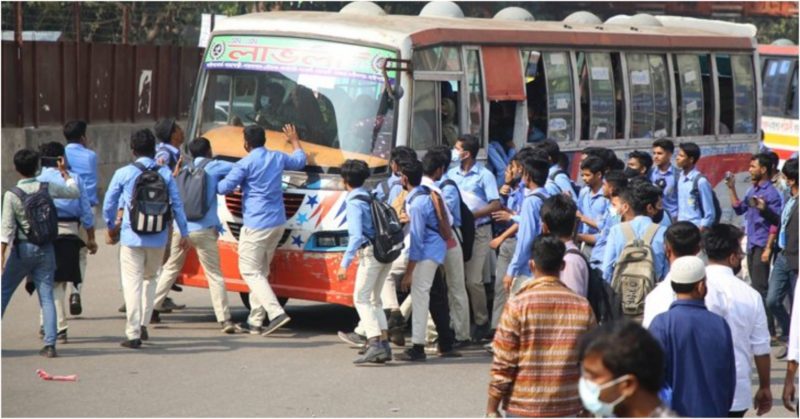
left=36, top=369, right=78, bottom=382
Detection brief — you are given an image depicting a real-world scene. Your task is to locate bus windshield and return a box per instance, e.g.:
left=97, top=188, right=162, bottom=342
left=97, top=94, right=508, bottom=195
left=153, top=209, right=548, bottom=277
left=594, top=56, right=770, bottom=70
left=196, top=35, right=397, bottom=168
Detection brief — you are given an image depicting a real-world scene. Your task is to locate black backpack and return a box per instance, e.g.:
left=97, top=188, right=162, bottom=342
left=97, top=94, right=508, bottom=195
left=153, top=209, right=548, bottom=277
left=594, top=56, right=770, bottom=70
left=565, top=248, right=621, bottom=324
left=176, top=159, right=211, bottom=221
left=691, top=174, right=722, bottom=225
left=353, top=193, right=405, bottom=264
left=130, top=162, right=172, bottom=234
left=440, top=179, right=475, bottom=262
left=10, top=183, right=59, bottom=245
left=549, top=170, right=580, bottom=197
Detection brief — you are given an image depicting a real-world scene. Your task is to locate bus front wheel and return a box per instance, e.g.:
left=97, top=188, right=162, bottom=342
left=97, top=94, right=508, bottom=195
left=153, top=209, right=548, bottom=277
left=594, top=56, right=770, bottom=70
left=239, top=292, right=288, bottom=310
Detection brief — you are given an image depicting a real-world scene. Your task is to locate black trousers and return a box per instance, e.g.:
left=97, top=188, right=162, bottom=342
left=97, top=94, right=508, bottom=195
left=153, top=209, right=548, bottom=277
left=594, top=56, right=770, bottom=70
left=748, top=246, right=775, bottom=335
left=429, top=266, right=454, bottom=353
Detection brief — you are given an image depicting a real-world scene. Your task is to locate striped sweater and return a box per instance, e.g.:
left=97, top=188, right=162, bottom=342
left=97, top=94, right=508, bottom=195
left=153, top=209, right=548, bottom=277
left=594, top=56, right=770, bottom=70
left=489, top=276, right=596, bottom=417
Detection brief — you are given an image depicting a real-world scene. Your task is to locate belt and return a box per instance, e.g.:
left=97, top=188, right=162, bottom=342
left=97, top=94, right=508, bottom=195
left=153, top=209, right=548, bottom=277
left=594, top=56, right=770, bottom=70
left=58, top=217, right=81, bottom=223
left=476, top=221, right=491, bottom=228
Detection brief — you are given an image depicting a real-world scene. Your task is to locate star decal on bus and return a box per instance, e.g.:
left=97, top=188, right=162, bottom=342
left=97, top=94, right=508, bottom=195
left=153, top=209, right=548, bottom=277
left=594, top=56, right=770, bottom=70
left=306, top=194, right=319, bottom=209
left=291, top=235, right=304, bottom=247
left=296, top=213, right=309, bottom=226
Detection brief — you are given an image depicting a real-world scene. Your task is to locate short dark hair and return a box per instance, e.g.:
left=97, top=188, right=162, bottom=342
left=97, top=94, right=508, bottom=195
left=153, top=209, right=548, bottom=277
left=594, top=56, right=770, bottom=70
left=678, top=142, right=701, bottom=164
left=130, top=129, right=156, bottom=157
left=516, top=146, right=536, bottom=161
left=391, top=146, right=416, bottom=165
left=783, top=158, right=798, bottom=183
left=422, top=152, right=442, bottom=176
left=766, top=151, right=780, bottom=172
left=703, top=223, right=744, bottom=261
left=630, top=182, right=661, bottom=215
left=244, top=125, right=266, bottom=148
left=457, top=135, right=480, bottom=160
left=580, top=156, right=605, bottom=174
left=341, top=159, right=370, bottom=188
left=665, top=222, right=701, bottom=257
left=531, top=235, right=566, bottom=274
left=536, top=139, right=560, bottom=164
left=652, top=138, right=674, bottom=154
left=579, top=320, right=665, bottom=393
left=14, top=149, right=40, bottom=177
left=522, top=157, right=550, bottom=187
left=63, top=120, right=87, bottom=143
left=628, top=151, right=653, bottom=172
left=604, top=170, right=628, bottom=196
left=188, top=137, right=212, bottom=158
left=401, top=159, right=423, bottom=187
left=671, top=281, right=701, bottom=294
left=751, top=153, right=773, bottom=176
left=39, top=142, right=65, bottom=168
left=541, top=195, right=577, bottom=238
left=557, top=152, right=570, bottom=171
left=154, top=118, right=177, bottom=143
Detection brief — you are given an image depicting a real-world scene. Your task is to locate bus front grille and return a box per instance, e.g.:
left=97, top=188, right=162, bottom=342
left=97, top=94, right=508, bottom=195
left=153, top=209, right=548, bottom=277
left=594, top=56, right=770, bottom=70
left=224, top=191, right=306, bottom=220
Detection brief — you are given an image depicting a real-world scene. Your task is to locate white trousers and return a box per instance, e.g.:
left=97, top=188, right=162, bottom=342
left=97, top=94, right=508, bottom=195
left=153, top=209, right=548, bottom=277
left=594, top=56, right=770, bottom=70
left=154, top=228, right=231, bottom=323
left=352, top=246, right=392, bottom=339
left=444, top=235, right=470, bottom=341
left=465, top=224, right=492, bottom=326
left=238, top=226, right=286, bottom=327
left=410, top=260, right=439, bottom=345
left=120, top=246, right=162, bottom=340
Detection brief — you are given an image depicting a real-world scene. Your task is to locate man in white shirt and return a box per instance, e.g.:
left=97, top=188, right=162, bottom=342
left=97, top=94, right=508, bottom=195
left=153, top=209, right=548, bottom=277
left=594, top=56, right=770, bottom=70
left=783, top=279, right=799, bottom=413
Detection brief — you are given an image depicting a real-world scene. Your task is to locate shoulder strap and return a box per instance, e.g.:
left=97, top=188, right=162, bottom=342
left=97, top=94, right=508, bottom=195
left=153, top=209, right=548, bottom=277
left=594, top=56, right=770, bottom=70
left=379, top=179, right=390, bottom=198
left=691, top=174, right=703, bottom=191
left=409, top=186, right=431, bottom=204
left=352, top=194, right=372, bottom=204
left=196, top=159, right=212, bottom=170
left=39, top=182, right=49, bottom=192
left=532, top=192, right=548, bottom=202
left=621, top=222, right=636, bottom=243
left=565, top=247, right=590, bottom=271
left=10, top=186, right=26, bottom=201
left=642, top=223, right=660, bottom=245
left=132, top=162, right=149, bottom=172
left=440, top=179, right=464, bottom=201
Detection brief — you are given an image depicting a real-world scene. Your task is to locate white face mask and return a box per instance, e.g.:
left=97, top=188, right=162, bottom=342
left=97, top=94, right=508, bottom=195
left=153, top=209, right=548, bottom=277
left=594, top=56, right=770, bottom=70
left=608, top=206, right=619, bottom=217
left=579, top=375, right=630, bottom=417
left=451, top=149, right=462, bottom=163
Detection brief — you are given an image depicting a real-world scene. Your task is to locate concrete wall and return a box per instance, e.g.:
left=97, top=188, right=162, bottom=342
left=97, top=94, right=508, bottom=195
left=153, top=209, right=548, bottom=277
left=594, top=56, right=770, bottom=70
left=1, top=120, right=188, bottom=225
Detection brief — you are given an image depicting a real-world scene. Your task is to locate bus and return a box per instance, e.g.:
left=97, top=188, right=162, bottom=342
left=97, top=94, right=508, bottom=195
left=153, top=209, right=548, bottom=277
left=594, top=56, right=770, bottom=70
left=759, top=41, right=799, bottom=162
left=176, top=3, right=762, bottom=309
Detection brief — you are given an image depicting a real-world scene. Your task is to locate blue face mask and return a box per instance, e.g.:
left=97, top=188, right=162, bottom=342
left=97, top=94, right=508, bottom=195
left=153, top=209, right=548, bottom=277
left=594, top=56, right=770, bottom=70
left=579, top=375, right=630, bottom=417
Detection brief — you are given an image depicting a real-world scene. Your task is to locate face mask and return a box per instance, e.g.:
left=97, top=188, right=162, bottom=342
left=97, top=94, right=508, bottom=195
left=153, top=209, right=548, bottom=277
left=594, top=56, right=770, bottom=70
left=512, top=175, right=523, bottom=185
left=623, top=167, right=640, bottom=178
left=451, top=149, right=462, bottom=163
left=579, top=375, right=630, bottom=417
left=652, top=209, right=665, bottom=224
left=608, top=206, right=619, bottom=217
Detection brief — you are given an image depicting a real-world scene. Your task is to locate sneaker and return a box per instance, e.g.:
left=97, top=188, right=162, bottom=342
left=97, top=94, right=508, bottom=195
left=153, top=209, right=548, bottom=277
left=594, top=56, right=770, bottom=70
left=357, top=343, right=368, bottom=355
left=235, top=323, right=262, bottom=335
left=261, top=314, right=291, bottom=336
left=150, top=311, right=161, bottom=324
left=776, top=346, right=789, bottom=359
left=39, top=345, right=57, bottom=358
left=56, top=329, right=68, bottom=343
left=162, top=297, right=186, bottom=311
left=387, top=311, right=406, bottom=347
left=118, top=303, right=126, bottom=313
left=353, top=342, right=388, bottom=365
left=120, top=338, right=142, bottom=349
left=380, top=340, right=393, bottom=362
left=394, top=346, right=427, bottom=362
left=220, top=320, right=236, bottom=334
left=69, top=293, right=82, bottom=315
left=170, top=284, right=183, bottom=292
left=337, top=331, right=367, bottom=347
left=472, top=323, right=491, bottom=343
left=140, top=326, right=149, bottom=341
left=484, top=343, right=494, bottom=354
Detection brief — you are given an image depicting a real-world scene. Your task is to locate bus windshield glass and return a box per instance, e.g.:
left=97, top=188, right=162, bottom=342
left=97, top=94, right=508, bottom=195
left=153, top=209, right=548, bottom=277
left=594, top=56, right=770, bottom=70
left=197, top=35, right=397, bottom=168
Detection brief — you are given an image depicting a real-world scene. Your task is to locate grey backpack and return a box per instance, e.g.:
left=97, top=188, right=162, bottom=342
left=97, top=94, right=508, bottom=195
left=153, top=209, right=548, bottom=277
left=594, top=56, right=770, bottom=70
left=610, top=222, right=660, bottom=318
left=175, top=159, right=212, bottom=221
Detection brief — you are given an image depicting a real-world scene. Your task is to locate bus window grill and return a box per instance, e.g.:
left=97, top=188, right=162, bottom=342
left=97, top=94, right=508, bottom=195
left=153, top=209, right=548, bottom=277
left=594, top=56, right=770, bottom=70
left=224, top=192, right=306, bottom=220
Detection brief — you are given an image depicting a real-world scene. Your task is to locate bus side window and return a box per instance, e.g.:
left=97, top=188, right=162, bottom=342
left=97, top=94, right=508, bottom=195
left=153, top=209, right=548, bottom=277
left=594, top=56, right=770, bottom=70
left=627, top=53, right=670, bottom=139
left=698, top=54, right=716, bottom=136
left=579, top=52, right=616, bottom=140
left=715, top=54, right=734, bottom=134
left=674, top=54, right=704, bottom=136
left=411, top=80, right=438, bottom=150
left=763, top=58, right=796, bottom=118
left=542, top=51, right=574, bottom=141
left=611, top=54, right=626, bottom=139
left=730, top=54, right=756, bottom=134
left=789, top=62, right=799, bottom=118
left=465, top=49, right=484, bottom=139
left=523, top=50, right=547, bottom=142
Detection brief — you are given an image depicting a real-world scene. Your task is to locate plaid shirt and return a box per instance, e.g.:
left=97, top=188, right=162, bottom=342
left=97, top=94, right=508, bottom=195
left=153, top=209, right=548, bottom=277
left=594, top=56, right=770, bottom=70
left=489, top=276, right=596, bottom=417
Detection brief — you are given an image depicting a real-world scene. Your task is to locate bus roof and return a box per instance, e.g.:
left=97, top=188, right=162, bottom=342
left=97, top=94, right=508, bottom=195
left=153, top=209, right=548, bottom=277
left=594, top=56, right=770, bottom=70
left=212, top=11, right=755, bottom=51
left=758, top=44, right=799, bottom=57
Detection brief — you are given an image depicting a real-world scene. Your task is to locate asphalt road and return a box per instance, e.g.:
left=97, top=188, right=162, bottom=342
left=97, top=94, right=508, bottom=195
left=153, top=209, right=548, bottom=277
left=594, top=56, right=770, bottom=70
left=1, top=239, right=796, bottom=418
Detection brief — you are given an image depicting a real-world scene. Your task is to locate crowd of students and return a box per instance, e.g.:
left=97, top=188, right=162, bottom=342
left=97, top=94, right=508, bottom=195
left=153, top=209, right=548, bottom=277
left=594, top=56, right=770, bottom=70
left=1, top=119, right=798, bottom=416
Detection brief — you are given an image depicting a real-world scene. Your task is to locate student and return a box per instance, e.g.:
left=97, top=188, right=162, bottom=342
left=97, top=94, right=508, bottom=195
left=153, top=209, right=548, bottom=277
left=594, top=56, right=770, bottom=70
left=636, top=182, right=671, bottom=228
left=537, top=139, right=577, bottom=201
left=396, top=160, right=448, bottom=362
left=588, top=171, right=628, bottom=271
left=648, top=256, right=736, bottom=417
left=63, top=120, right=98, bottom=314
left=576, top=156, right=609, bottom=257
left=626, top=150, right=653, bottom=178
left=488, top=136, right=517, bottom=188
left=578, top=320, right=677, bottom=418
left=447, top=134, right=500, bottom=341
left=218, top=124, right=305, bottom=336
left=487, top=236, right=595, bottom=418
left=541, top=195, right=588, bottom=296
left=336, top=159, right=393, bottom=364
left=36, top=142, right=98, bottom=342
left=153, top=118, right=185, bottom=171
left=675, top=142, right=715, bottom=231
left=374, top=146, right=415, bottom=204
left=103, top=129, right=190, bottom=348
left=2, top=149, right=80, bottom=357
left=152, top=138, right=236, bottom=334
left=650, top=139, right=679, bottom=221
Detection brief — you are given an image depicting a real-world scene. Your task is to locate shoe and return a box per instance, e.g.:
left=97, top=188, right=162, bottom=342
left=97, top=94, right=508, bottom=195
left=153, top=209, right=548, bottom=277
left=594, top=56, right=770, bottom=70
left=484, top=342, right=494, bottom=354
left=338, top=331, right=367, bottom=347
left=162, top=297, right=186, bottom=311
left=353, top=342, right=389, bottom=365
left=380, top=340, right=392, bottom=362
left=472, top=323, right=491, bottom=343
left=120, top=338, right=142, bottom=349
left=235, top=323, right=262, bottom=335
left=118, top=303, right=126, bottom=313
left=357, top=343, right=367, bottom=355
left=150, top=311, right=161, bottom=324
left=394, top=346, right=427, bottom=362
left=38, top=326, right=44, bottom=339
left=69, top=293, right=82, bottom=315
left=261, top=314, right=291, bottom=336
left=220, top=320, right=236, bottom=334
left=776, top=346, right=789, bottom=359
left=171, top=284, right=183, bottom=292
left=56, top=329, right=68, bottom=343
left=438, top=349, right=463, bottom=358
left=387, top=311, right=406, bottom=346
left=140, top=326, right=149, bottom=341
left=453, top=339, right=471, bottom=349
left=39, top=345, right=57, bottom=358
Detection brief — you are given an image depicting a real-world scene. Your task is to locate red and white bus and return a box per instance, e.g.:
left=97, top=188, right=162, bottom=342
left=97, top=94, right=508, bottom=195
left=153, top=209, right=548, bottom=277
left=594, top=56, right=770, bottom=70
left=759, top=41, right=799, bottom=162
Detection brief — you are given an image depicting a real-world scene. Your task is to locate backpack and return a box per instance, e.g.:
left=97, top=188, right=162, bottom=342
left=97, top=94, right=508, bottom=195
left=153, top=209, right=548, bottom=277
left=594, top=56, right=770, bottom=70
left=565, top=248, right=621, bottom=324
left=549, top=170, right=580, bottom=197
left=610, top=223, right=660, bottom=318
left=129, top=162, right=172, bottom=234
left=440, top=179, right=475, bottom=262
left=691, top=174, right=722, bottom=225
left=10, top=183, right=59, bottom=245
left=175, top=159, right=211, bottom=221
left=353, top=193, right=405, bottom=264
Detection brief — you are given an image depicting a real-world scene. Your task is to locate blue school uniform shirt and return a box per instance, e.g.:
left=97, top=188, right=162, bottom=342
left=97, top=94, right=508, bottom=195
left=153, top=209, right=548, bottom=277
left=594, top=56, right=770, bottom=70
left=183, top=157, right=234, bottom=233
left=341, top=187, right=375, bottom=269
left=217, top=146, right=306, bottom=230
left=577, top=185, right=608, bottom=235
left=446, top=162, right=500, bottom=226
left=373, top=173, right=403, bottom=204
left=155, top=142, right=180, bottom=170
left=102, top=157, right=189, bottom=248
left=406, top=186, right=446, bottom=265
left=650, top=165, right=679, bottom=220
left=544, top=164, right=576, bottom=201
left=487, top=141, right=516, bottom=188
left=37, top=167, right=94, bottom=229
left=677, top=168, right=715, bottom=228
left=65, top=143, right=99, bottom=206
left=648, top=299, right=736, bottom=418
left=601, top=215, right=668, bottom=283
left=590, top=206, right=619, bottom=269
left=506, top=187, right=548, bottom=277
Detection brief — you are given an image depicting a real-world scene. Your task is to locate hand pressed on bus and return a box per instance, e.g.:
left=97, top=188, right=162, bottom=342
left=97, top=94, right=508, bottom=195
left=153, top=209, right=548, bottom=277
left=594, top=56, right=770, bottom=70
left=336, top=266, right=347, bottom=281
left=283, top=124, right=301, bottom=147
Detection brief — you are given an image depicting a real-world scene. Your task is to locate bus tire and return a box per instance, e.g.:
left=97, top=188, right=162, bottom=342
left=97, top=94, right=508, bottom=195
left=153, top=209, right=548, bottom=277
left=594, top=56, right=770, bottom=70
left=238, top=292, right=288, bottom=310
